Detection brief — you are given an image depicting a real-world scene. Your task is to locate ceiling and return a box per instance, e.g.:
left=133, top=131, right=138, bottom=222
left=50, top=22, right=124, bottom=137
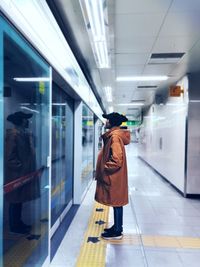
left=47, top=0, right=200, bottom=120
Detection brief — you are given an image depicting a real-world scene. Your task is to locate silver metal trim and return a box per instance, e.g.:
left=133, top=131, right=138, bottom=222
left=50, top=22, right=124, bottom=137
left=50, top=200, right=72, bottom=238
left=48, top=66, right=53, bottom=263
left=184, top=114, right=188, bottom=197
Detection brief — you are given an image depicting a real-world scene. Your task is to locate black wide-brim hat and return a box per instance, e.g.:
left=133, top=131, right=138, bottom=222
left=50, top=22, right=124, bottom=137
left=102, top=112, right=128, bottom=126
left=7, top=111, right=33, bottom=125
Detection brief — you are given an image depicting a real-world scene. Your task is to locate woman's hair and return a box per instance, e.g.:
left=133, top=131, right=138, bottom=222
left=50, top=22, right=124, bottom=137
left=103, top=112, right=128, bottom=127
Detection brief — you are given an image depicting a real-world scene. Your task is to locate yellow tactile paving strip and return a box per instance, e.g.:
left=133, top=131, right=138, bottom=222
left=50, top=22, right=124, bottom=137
left=76, top=202, right=109, bottom=267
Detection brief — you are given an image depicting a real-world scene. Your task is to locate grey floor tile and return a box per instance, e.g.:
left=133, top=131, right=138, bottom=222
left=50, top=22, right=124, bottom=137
left=106, top=245, right=145, bottom=267
left=177, top=250, right=200, bottom=267
left=145, top=250, right=184, bottom=267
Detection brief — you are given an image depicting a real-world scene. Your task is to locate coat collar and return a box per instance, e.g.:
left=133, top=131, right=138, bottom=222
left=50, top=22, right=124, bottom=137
left=101, top=127, right=120, bottom=142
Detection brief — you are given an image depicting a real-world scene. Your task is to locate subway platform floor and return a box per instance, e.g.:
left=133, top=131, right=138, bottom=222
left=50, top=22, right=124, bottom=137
left=50, top=143, right=200, bottom=267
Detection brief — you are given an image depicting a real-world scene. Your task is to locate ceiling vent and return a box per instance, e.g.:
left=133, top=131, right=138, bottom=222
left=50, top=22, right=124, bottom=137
left=137, top=86, right=157, bottom=89
left=131, top=99, right=145, bottom=102
left=148, top=53, right=185, bottom=65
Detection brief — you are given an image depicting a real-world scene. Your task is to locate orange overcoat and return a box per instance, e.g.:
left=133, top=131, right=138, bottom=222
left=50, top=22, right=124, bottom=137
left=95, top=127, right=130, bottom=207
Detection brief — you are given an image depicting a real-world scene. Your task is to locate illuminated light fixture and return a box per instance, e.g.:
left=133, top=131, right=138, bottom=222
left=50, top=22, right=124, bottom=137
left=52, top=103, right=66, bottom=106
left=14, top=77, right=50, bottom=82
left=116, top=76, right=168, bottom=82
left=20, top=106, right=39, bottom=113
left=117, top=103, right=144, bottom=106
left=80, top=0, right=110, bottom=68
left=189, top=100, right=200, bottom=103
left=104, top=86, right=112, bottom=102
left=166, top=103, right=185, bottom=106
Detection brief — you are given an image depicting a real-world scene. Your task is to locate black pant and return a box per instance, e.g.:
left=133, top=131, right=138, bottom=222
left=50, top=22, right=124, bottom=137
left=113, top=206, right=123, bottom=232
left=9, top=203, right=22, bottom=230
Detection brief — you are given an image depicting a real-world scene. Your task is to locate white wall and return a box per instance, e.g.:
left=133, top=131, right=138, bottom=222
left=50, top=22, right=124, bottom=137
left=138, top=76, right=188, bottom=193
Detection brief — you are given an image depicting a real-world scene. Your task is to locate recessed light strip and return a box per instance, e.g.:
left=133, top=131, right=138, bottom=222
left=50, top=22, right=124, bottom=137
left=83, top=0, right=109, bottom=68
left=14, top=77, right=50, bottom=82
left=116, top=76, right=168, bottom=82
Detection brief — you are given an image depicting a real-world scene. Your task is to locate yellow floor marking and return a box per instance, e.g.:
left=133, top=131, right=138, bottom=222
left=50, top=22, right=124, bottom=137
left=154, top=236, right=180, bottom=248
left=76, top=202, right=109, bottom=267
left=141, top=235, right=200, bottom=249
left=106, top=234, right=140, bottom=245
left=176, top=237, right=200, bottom=249
left=141, top=236, right=156, bottom=247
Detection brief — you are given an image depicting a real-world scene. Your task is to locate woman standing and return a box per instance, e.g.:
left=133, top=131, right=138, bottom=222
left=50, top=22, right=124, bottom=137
left=95, top=112, right=130, bottom=240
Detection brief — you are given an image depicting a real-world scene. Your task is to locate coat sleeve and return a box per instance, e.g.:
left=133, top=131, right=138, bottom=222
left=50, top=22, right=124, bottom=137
left=104, top=135, right=123, bottom=174
left=95, top=149, right=103, bottom=180
left=5, top=133, right=22, bottom=170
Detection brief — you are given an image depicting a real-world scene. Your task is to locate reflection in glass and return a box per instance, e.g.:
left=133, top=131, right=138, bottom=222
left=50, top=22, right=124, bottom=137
left=97, top=120, right=104, bottom=150
left=3, top=18, right=50, bottom=267
left=51, top=84, right=74, bottom=227
left=81, top=104, right=94, bottom=192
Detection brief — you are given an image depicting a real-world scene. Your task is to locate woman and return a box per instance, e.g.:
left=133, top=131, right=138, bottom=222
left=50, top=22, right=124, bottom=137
left=95, top=112, right=130, bottom=240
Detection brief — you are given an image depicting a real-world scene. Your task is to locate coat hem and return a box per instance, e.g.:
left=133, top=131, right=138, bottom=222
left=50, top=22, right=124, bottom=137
left=95, top=199, right=128, bottom=207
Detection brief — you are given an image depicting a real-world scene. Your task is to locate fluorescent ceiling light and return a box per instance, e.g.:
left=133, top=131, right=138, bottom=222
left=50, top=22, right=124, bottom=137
left=14, top=77, right=50, bottom=82
left=116, top=76, right=168, bottom=82
left=20, top=106, right=39, bottom=113
left=85, top=0, right=105, bottom=40
left=117, top=103, right=144, bottom=106
left=104, top=86, right=112, bottom=102
left=94, top=41, right=109, bottom=68
left=52, top=103, right=66, bottom=106
left=166, top=103, right=185, bottom=106
left=81, top=0, right=110, bottom=68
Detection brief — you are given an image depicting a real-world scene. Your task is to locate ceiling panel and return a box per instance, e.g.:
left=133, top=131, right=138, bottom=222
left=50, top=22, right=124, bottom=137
left=170, top=0, right=200, bottom=12
left=116, top=53, right=149, bottom=65
left=152, top=35, right=200, bottom=53
left=115, top=14, right=166, bottom=37
left=114, top=86, right=135, bottom=94
left=115, top=0, right=172, bottom=14
left=116, top=65, right=144, bottom=76
left=159, top=12, right=200, bottom=36
left=116, top=82, right=138, bottom=90
left=116, top=36, right=156, bottom=53
left=143, top=64, right=174, bottom=75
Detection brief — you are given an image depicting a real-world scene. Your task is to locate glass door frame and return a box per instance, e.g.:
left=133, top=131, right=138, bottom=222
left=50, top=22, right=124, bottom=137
left=50, top=83, right=74, bottom=238
left=0, top=13, right=52, bottom=267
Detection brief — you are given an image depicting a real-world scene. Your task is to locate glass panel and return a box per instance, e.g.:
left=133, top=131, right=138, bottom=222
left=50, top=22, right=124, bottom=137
left=97, top=120, right=104, bottom=150
left=81, top=104, right=94, bottom=192
left=1, top=16, right=50, bottom=267
left=51, top=84, right=74, bottom=227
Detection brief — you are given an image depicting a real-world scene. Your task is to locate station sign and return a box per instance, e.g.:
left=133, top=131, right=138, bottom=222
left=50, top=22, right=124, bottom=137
left=169, top=85, right=183, bottom=97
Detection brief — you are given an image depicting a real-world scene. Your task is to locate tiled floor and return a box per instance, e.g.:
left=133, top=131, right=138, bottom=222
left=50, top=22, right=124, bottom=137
left=51, top=143, right=200, bottom=267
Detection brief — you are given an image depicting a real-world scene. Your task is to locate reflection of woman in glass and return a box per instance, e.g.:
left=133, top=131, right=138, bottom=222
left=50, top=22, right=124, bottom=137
left=5, top=111, right=40, bottom=234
